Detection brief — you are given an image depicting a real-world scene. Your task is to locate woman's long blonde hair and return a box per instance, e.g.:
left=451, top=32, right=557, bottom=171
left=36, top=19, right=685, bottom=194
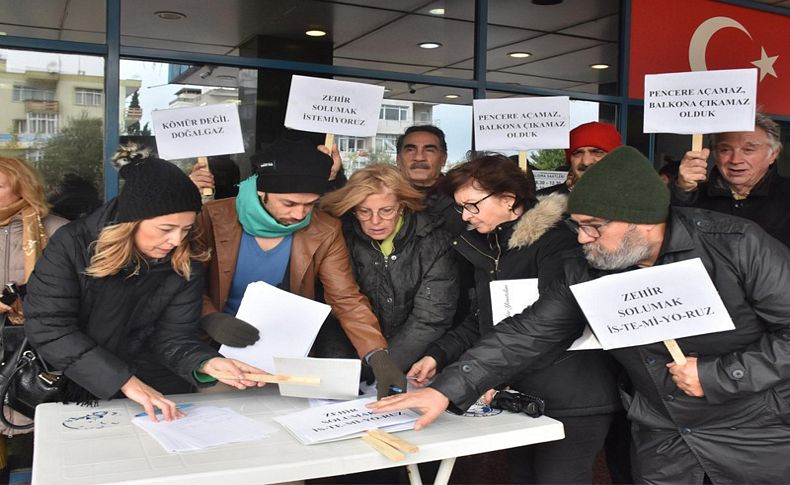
left=0, top=157, right=50, bottom=215
left=85, top=219, right=210, bottom=280
left=320, top=164, right=424, bottom=217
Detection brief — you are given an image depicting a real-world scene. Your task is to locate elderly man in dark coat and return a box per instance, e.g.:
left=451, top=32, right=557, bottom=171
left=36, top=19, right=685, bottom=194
left=371, top=146, right=790, bottom=484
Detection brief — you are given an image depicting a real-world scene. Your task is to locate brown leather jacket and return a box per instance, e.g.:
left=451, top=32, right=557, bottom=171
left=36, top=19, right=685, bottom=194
left=199, top=197, right=387, bottom=357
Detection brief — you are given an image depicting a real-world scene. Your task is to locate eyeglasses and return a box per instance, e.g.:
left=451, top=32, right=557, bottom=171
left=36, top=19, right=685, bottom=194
left=565, top=218, right=611, bottom=238
left=454, top=193, right=495, bottom=215
left=354, top=206, right=400, bottom=221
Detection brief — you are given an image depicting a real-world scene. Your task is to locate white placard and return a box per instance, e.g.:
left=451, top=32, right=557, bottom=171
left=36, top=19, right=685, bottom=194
left=151, top=104, right=244, bottom=160
left=534, top=170, right=568, bottom=191
left=643, top=68, right=757, bottom=135
left=569, top=259, right=734, bottom=350
left=284, top=75, right=384, bottom=137
left=490, top=279, right=601, bottom=351
left=220, top=282, right=331, bottom=373
left=473, top=96, right=570, bottom=151
left=274, top=357, right=361, bottom=400
left=274, top=397, right=419, bottom=445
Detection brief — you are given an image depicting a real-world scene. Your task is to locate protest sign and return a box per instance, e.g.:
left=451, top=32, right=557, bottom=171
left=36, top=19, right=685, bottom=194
left=643, top=68, right=757, bottom=136
left=569, top=259, right=734, bottom=351
left=284, top=75, right=384, bottom=138
left=151, top=103, right=244, bottom=160
left=490, top=279, right=601, bottom=350
left=274, top=397, right=418, bottom=445
left=473, top=96, right=570, bottom=152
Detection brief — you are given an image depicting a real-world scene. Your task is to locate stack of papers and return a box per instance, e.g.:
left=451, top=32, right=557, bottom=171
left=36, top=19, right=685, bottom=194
left=132, top=406, right=275, bottom=453
left=274, top=397, right=419, bottom=445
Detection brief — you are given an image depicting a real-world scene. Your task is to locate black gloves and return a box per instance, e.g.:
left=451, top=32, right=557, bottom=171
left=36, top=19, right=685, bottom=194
left=199, top=313, right=260, bottom=347
left=368, top=350, right=407, bottom=400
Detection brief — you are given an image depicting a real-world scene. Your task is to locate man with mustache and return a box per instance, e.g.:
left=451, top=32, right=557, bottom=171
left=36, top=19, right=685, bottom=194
left=538, top=121, right=622, bottom=196
left=672, top=112, right=789, bottom=248
left=370, top=146, right=790, bottom=483
left=198, top=132, right=406, bottom=399
left=396, top=125, right=465, bottom=235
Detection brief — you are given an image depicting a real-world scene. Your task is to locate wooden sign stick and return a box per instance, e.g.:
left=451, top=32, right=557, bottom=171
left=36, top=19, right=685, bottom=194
left=691, top=133, right=703, bottom=153
left=212, top=372, right=320, bottom=385
left=361, top=434, right=406, bottom=461
left=324, top=133, right=335, bottom=150
left=663, top=340, right=687, bottom=365
left=366, top=429, right=419, bottom=453
left=197, top=156, right=214, bottom=198
left=518, top=150, right=529, bottom=173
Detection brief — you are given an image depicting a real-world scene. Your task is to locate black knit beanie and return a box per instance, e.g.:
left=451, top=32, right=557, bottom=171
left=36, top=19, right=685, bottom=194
left=112, top=146, right=202, bottom=223
left=252, top=135, right=331, bottom=195
left=568, top=146, right=670, bottom=224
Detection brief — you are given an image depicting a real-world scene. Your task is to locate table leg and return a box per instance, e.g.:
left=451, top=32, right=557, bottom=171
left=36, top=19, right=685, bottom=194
left=433, top=457, right=457, bottom=485
left=406, top=463, right=423, bottom=485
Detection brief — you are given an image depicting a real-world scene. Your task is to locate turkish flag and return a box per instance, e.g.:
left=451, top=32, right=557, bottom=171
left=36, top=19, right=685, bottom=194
left=629, top=0, right=787, bottom=116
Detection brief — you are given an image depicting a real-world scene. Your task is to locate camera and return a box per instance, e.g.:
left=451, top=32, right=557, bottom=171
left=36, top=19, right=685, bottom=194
left=1, top=282, right=24, bottom=305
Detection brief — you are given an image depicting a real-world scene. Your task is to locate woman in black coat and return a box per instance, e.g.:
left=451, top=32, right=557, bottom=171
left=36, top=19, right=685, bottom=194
left=24, top=148, right=264, bottom=421
left=321, top=164, right=459, bottom=372
left=408, top=153, right=620, bottom=484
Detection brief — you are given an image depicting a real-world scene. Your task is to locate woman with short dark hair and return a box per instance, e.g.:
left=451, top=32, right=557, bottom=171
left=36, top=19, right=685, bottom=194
left=409, top=153, right=620, bottom=484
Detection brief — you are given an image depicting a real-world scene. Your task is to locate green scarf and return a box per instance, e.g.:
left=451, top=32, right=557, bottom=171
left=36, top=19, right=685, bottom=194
left=378, top=214, right=404, bottom=257
left=236, top=176, right=312, bottom=238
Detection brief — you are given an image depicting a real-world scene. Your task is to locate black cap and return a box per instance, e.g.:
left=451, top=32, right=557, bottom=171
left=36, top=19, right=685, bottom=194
left=252, top=135, right=332, bottom=195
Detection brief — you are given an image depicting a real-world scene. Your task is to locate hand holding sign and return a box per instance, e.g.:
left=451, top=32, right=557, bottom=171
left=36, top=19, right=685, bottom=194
left=676, top=147, right=710, bottom=192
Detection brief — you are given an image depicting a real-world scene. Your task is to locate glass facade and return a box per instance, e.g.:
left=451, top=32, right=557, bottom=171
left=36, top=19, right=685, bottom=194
left=2, top=0, right=783, bottom=198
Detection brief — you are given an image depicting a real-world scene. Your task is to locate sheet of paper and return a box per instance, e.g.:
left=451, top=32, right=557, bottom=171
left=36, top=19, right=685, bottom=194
left=473, top=96, right=570, bottom=151
left=284, top=75, right=384, bottom=137
left=569, top=258, right=735, bottom=350
left=643, top=68, right=756, bottom=135
left=133, top=406, right=275, bottom=453
left=151, top=103, right=245, bottom=160
left=220, top=281, right=331, bottom=373
left=274, top=397, right=419, bottom=445
left=274, top=357, right=361, bottom=400
left=490, top=278, right=601, bottom=350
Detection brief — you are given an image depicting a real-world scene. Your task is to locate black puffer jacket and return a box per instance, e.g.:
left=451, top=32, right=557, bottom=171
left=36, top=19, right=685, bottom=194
left=671, top=165, right=790, bottom=248
left=433, top=207, right=790, bottom=483
left=344, top=210, right=459, bottom=371
left=427, top=193, right=620, bottom=417
left=24, top=200, right=219, bottom=399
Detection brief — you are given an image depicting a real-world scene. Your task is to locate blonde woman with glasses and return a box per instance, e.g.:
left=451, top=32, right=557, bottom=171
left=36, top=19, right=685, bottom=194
left=321, top=164, right=459, bottom=373
left=24, top=147, right=265, bottom=422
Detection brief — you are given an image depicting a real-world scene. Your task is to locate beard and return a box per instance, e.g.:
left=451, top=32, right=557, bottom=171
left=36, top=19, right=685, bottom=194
left=583, top=224, right=651, bottom=270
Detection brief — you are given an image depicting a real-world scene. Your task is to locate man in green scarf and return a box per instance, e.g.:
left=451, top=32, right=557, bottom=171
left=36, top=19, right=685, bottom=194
left=198, top=132, right=405, bottom=399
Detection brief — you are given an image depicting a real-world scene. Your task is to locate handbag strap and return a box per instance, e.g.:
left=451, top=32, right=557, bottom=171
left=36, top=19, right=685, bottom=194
left=0, top=337, right=34, bottom=430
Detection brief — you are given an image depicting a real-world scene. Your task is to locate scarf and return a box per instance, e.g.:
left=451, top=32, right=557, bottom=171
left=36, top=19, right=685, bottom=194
left=0, top=199, right=48, bottom=283
left=236, top=176, right=312, bottom=238
left=378, top=214, right=404, bottom=257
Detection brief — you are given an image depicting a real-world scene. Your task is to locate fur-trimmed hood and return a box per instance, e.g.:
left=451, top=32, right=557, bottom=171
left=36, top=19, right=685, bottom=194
left=509, top=192, right=568, bottom=249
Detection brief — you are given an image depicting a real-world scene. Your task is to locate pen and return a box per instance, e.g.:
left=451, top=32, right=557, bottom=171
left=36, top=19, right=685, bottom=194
left=134, top=403, right=194, bottom=418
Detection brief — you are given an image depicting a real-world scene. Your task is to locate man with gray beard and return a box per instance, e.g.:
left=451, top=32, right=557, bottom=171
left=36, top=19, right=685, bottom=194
left=370, top=146, right=790, bottom=484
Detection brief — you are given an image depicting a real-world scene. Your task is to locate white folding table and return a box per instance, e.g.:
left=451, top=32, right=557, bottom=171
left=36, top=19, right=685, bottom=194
left=32, top=387, right=564, bottom=485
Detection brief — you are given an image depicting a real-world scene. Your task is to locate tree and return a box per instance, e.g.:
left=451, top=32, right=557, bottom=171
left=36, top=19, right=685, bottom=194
left=38, top=116, right=104, bottom=190
left=529, top=149, right=566, bottom=171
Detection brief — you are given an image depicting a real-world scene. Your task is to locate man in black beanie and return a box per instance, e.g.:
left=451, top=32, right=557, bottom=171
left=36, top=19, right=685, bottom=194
left=370, top=146, right=790, bottom=483
left=198, top=133, right=406, bottom=399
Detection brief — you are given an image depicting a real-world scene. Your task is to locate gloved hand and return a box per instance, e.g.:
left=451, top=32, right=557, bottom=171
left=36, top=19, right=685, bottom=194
left=199, top=313, right=260, bottom=347
left=368, top=350, right=407, bottom=400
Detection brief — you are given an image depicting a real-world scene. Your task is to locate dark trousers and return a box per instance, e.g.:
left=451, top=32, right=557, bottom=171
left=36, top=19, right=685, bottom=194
left=507, top=413, right=613, bottom=484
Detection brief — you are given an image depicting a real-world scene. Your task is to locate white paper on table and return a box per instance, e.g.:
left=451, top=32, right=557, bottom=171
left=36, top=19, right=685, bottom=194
left=220, top=281, right=331, bottom=373
left=133, top=406, right=275, bottom=453
left=569, top=258, right=735, bottom=350
left=274, top=397, right=419, bottom=445
left=490, top=278, right=602, bottom=350
left=274, top=357, right=361, bottom=400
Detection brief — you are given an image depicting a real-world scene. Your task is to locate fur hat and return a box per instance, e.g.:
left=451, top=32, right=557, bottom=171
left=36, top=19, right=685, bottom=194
left=566, top=122, right=622, bottom=161
left=252, top=134, right=331, bottom=195
left=568, top=146, right=669, bottom=224
left=111, top=144, right=201, bottom=223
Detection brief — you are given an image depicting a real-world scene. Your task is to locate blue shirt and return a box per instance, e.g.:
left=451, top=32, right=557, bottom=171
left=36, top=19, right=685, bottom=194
left=223, top=231, right=292, bottom=315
